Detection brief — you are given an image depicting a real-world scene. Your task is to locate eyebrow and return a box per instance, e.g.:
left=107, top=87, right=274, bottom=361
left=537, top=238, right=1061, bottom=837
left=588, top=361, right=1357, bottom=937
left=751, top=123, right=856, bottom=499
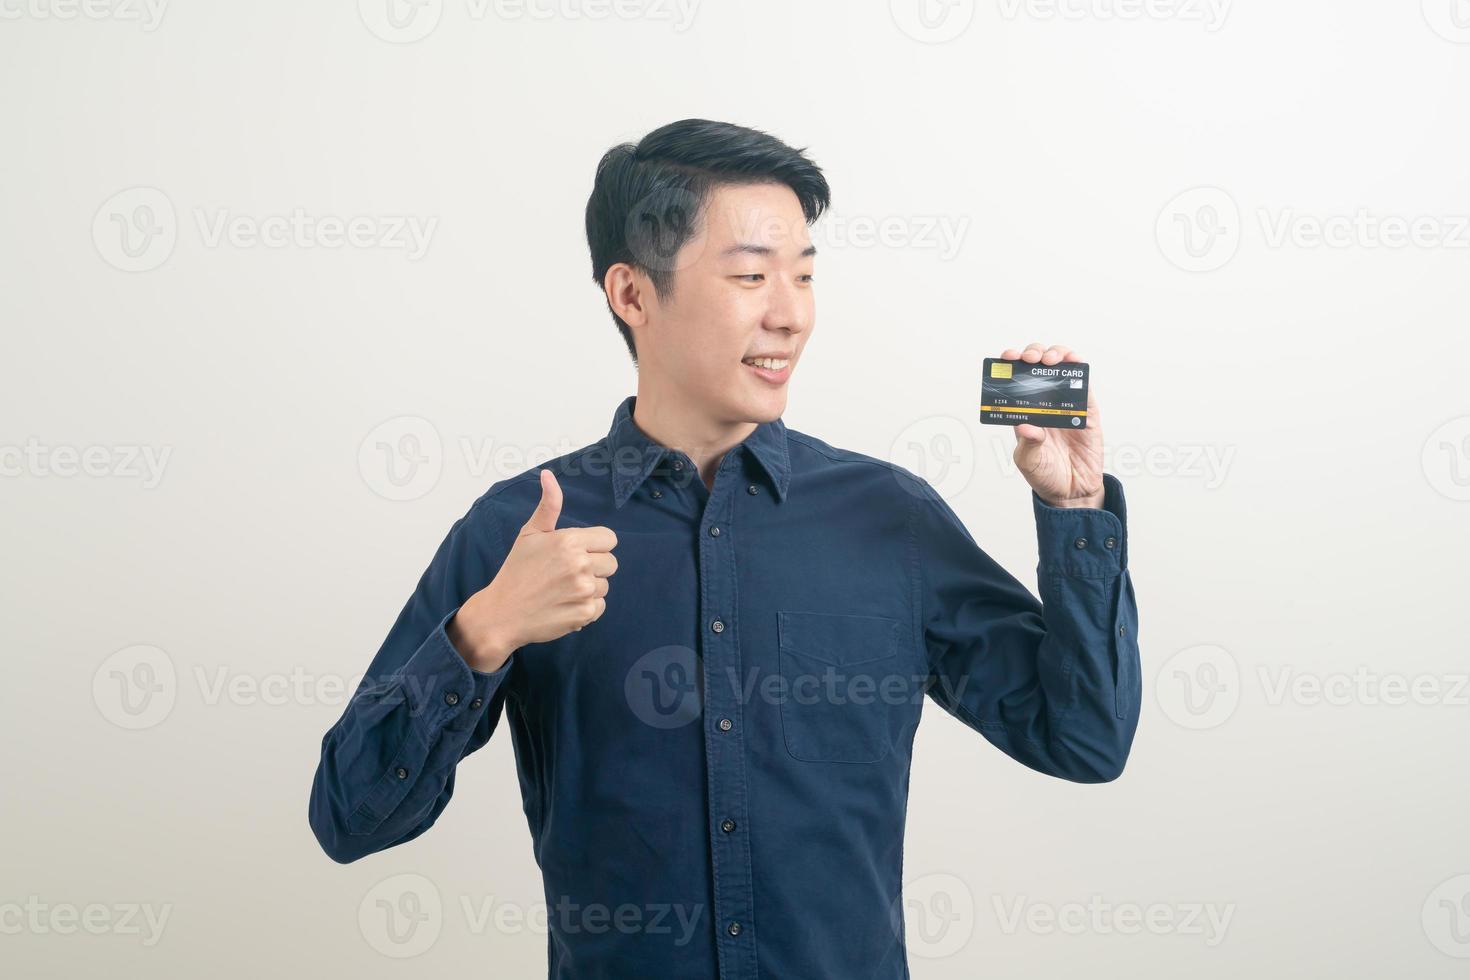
left=720, top=243, right=818, bottom=258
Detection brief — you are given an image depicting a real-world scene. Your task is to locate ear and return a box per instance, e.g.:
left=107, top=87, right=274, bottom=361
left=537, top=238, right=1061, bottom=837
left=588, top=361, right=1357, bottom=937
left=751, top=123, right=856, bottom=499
left=604, top=262, right=651, bottom=330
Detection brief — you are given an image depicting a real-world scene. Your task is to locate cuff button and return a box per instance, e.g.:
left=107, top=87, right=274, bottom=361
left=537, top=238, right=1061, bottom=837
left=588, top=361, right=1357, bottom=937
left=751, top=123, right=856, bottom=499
left=470, top=697, right=483, bottom=710
left=1105, top=536, right=1116, bottom=549
left=396, top=767, right=409, bottom=780
left=1074, top=537, right=1087, bottom=549
left=444, top=692, right=460, bottom=706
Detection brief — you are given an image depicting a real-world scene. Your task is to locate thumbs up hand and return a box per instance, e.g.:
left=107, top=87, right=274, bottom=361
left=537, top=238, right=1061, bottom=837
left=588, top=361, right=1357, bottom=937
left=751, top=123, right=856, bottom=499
left=449, top=469, right=619, bottom=672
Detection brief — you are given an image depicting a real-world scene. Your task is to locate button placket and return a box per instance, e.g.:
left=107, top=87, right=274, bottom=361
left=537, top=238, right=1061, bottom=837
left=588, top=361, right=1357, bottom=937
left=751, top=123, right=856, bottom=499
left=698, top=458, right=757, bottom=978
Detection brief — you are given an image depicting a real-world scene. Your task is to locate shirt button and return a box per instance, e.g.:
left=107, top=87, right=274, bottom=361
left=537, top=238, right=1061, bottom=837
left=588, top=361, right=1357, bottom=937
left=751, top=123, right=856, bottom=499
left=650, top=489, right=663, bottom=499
left=709, top=526, right=721, bottom=537
left=711, top=619, right=725, bottom=633
left=721, top=819, right=737, bottom=833
left=444, top=691, right=460, bottom=706
left=1119, top=624, right=1127, bottom=636
left=746, top=484, right=759, bottom=495
left=727, top=922, right=742, bottom=937
left=1074, top=537, right=1088, bottom=549
left=718, top=717, right=733, bottom=732
left=673, top=459, right=684, bottom=471
left=470, top=697, right=483, bottom=710
left=395, top=767, right=409, bottom=780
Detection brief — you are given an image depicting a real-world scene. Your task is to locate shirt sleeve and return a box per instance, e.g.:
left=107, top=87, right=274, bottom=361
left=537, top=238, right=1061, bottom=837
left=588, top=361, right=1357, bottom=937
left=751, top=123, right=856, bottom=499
left=916, top=472, right=1140, bottom=783
left=308, top=495, right=517, bottom=863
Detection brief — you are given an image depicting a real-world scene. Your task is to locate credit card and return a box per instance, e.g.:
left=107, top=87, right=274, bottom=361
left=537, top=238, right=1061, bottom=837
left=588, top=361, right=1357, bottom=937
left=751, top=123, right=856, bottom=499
left=980, top=358, right=1090, bottom=429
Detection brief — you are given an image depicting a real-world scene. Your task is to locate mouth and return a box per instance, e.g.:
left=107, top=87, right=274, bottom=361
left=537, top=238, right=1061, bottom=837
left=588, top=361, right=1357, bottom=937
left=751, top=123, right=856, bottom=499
left=741, top=354, right=793, bottom=386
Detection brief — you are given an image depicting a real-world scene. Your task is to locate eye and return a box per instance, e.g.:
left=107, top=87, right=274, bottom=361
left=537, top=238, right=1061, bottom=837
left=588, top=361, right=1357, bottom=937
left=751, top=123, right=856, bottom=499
left=798, top=274, right=814, bottom=283
left=736, top=274, right=764, bottom=283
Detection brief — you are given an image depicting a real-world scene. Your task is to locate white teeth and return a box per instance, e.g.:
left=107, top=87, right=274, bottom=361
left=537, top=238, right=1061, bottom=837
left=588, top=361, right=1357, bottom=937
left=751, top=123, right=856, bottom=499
left=744, top=357, right=790, bottom=370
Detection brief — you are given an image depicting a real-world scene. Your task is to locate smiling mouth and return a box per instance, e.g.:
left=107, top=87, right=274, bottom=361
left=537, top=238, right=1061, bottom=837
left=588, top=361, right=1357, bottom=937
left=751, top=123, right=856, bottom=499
left=742, top=355, right=793, bottom=385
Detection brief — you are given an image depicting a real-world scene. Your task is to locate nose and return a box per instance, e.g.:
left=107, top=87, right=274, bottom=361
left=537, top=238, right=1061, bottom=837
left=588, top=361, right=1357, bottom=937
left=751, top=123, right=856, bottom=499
left=762, top=275, right=812, bottom=336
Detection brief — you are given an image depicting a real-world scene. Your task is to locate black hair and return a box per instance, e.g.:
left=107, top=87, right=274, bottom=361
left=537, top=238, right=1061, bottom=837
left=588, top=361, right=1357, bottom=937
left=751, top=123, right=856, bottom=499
left=584, top=118, right=831, bottom=364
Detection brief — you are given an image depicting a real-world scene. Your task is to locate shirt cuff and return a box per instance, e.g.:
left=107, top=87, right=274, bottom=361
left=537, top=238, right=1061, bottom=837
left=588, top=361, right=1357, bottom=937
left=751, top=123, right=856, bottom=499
left=400, top=607, right=515, bottom=739
left=1031, top=472, right=1129, bottom=577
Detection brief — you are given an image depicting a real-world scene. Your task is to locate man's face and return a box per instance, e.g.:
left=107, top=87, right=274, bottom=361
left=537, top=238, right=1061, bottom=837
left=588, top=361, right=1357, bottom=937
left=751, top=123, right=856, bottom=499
left=634, top=181, right=815, bottom=425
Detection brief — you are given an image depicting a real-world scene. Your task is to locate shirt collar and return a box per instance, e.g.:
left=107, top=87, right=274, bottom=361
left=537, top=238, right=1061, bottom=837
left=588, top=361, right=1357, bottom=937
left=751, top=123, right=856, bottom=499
left=606, top=395, right=791, bottom=508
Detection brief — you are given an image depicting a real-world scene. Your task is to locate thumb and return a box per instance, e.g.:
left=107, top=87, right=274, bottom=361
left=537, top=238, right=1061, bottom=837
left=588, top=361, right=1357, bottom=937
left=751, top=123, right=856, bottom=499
left=522, top=468, right=563, bottom=535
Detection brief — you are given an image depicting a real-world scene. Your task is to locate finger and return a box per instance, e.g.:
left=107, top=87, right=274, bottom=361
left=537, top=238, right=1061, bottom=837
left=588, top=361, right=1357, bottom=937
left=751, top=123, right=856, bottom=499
left=1041, top=345, right=1071, bottom=365
left=586, top=551, right=618, bottom=577
left=588, top=575, right=610, bottom=599
left=1062, top=350, right=1082, bottom=362
left=522, top=469, right=563, bottom=535
left=562, top=525, right=619, bottom=553
left=1000, top=348, right=1021, bottom=360
left=1020, top=342, right=1044, bottom=363
left=1013, top=423, right=1047, bottom=445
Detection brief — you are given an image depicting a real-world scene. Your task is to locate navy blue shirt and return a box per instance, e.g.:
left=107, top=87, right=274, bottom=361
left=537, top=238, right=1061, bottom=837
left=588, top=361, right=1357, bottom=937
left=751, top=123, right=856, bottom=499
left=309, top=394, right=1141, bottom=978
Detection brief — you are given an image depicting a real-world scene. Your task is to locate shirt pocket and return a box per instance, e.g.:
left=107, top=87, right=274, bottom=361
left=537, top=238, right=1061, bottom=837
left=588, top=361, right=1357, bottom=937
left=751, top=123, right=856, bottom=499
left=777, top=610, right=905, bottom=764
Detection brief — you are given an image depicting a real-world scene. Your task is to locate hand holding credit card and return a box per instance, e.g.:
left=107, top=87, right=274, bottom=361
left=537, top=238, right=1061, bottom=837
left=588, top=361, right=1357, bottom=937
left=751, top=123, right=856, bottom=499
left=981, top=357, right=1090, bottom=429
left=983, top=343, right=1105, bottom=509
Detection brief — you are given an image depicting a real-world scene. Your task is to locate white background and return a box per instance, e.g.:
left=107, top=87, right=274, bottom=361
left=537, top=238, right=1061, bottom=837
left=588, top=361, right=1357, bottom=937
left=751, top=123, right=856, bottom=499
left=3, top=1, right=1469, bottom=976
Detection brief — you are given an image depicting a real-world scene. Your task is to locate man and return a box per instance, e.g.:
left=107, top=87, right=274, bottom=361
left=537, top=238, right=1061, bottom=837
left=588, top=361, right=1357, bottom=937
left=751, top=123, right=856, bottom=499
left=309, top=118, right=1141, bottom=978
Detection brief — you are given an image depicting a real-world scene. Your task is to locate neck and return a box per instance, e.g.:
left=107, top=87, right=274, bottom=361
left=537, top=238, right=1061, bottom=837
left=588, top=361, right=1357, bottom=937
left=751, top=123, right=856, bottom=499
left=632, top=383, right=758, bottom=491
